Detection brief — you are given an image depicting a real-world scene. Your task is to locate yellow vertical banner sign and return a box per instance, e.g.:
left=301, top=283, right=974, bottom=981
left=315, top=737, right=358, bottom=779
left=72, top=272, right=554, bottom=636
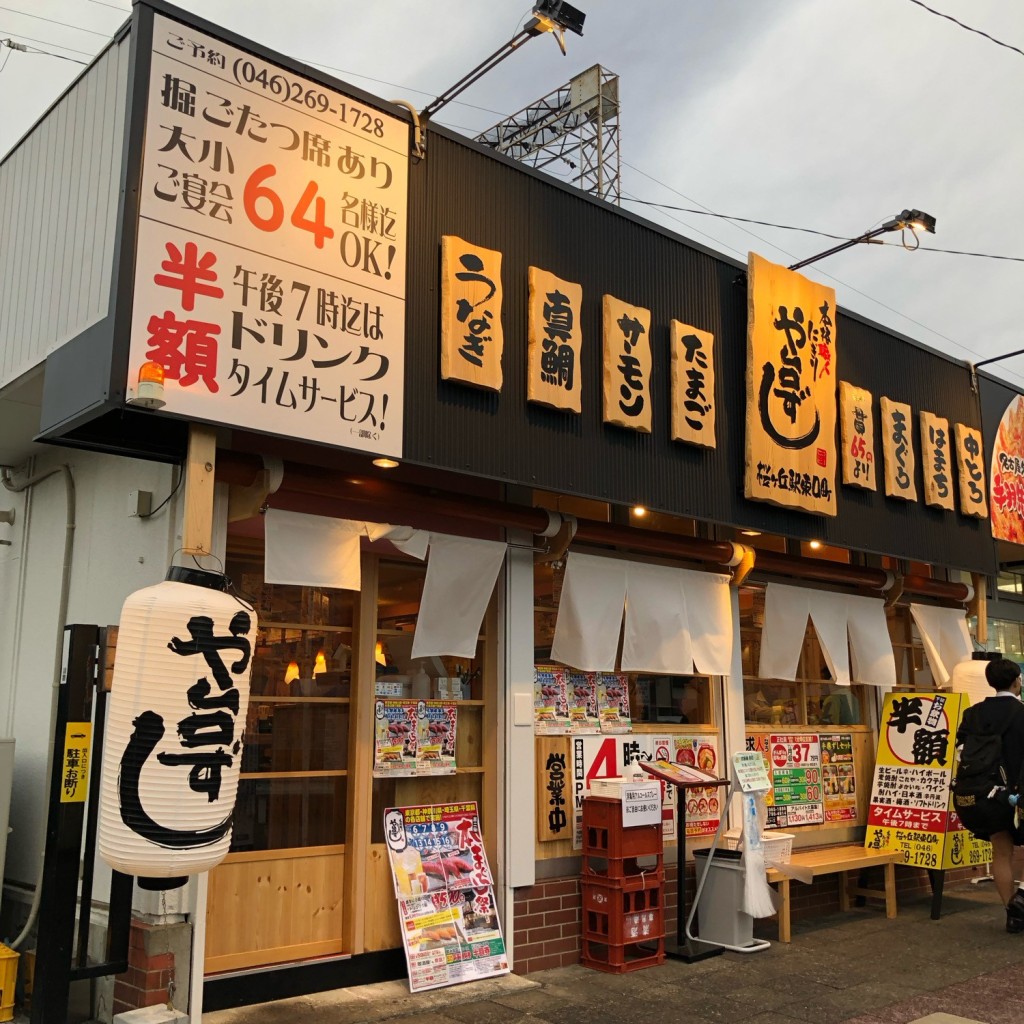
left=920, top=411, right=955, bottom=512
left=954, top=423, right=988, bottom=519
left=527, top=267, right=582, bottom=413
left=602, top=294, right=652, bottom=433
left=670, top=321, right=716, bottom=448
left=61, top=722, right=92, bottom=804
left=440, top=236, right=504, bottom=391
left=866, top=692, right=990, bottom=871
left=838, top=381, right=876, bottom=490
left=745, top=253, right=837, bottom=515
left=880, top=397, right=918, bottom=502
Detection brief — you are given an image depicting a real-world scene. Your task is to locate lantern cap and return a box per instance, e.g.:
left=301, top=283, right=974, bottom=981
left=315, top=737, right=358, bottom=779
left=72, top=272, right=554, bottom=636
left=166, top=565, right=230, bottom=591
left=138, top=875, right=188, bottom=891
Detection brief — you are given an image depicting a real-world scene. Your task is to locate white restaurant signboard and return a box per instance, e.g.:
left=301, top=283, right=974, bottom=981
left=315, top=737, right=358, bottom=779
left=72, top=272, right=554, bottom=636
left=126, top=14, right=408, bottom=456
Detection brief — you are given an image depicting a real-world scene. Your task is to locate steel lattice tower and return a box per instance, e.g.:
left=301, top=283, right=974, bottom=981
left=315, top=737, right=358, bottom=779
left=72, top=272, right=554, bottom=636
left=475, top=65, right=620, bottom=204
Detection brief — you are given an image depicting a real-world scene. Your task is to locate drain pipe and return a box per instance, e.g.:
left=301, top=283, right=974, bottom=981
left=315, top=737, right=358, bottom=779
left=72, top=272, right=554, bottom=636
left=2, top=463, right=76, bottom=950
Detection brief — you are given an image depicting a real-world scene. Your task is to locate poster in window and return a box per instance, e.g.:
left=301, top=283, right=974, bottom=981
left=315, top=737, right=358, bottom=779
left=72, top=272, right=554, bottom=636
left=820, top=732, right=857, bottom=822
left=839, top=381, right=876, bottom=490
left=415, top=701, right=457, bottom=775
left=766, top=733, right=824, bottom=826
left=534, top=666, right=571, bottom=734
left=670, top=321, right=716, bottom=448
left=596, top=673, right=631, bottom=733
left=373, top=699, right=418, bottom=777
left=989, top=396, right=1024, bottom=540
left=527, top=267, right=582, bottom=413
left=566, top=672, right=601, bottom=733
left=880, top=397, right=918, bottom=502
left=954, top=423, right=988, bottom=520
left=920, top=411, right=954, bottom=512
left=127, top=14, right=407, bottom=456
left=745, top=253, right=837, bottom=516
left=866, top=692, right=990, bottom=871
left=602, top=294, right=652, bottom=433
left=672, top=736, right=722, bottom=837
left=440, top=236, right=504, bottom=391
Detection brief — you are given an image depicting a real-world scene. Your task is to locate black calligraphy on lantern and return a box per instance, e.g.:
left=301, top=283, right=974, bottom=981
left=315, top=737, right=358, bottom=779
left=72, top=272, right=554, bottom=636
left=117, top=611, right=252, bottom=849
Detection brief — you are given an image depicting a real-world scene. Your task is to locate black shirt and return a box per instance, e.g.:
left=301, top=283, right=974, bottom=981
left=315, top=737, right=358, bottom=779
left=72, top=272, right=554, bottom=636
left=957, top=693, right=1024, bottom=790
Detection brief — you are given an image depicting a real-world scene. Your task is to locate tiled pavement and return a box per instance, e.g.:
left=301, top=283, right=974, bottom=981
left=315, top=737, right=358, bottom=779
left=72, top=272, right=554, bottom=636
left=204, top=881, right=1024, bottom=1024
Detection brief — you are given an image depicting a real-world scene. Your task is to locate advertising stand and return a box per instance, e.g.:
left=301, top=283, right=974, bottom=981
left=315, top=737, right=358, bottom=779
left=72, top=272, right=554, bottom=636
left=640, top=760, right=731, bottom=962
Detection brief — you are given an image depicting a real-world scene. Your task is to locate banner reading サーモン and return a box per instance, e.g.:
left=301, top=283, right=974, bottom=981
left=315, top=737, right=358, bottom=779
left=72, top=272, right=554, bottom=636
left=866, top=692, right=990, bottom=871
left=127, top=14, right=407, bottom=456
left=745, top=253, right=837, bottom=516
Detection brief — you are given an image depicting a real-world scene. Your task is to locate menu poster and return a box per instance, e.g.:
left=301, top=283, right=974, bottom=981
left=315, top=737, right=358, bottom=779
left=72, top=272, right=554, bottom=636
left=416, top=701, right=458, bottom=775
left=373, top=699, right=418, bottom=777
left=820, top=732, right=857, bottom=823
left=671, top=736, right=723, bottom=837
left=386, top=804, right=509, bottom=993
left=385, top=802, right=493, bottom=897
left=566, top=672, right=601, bottom=734
left=866, top=692, right=990, bottom=871
left=596, top=673, right=632, bottom=733
left=534, top=667, right=571, bottom=734
left=767, top=733, right=824, bottom=826
left=571, top=734, right=683, bottom=847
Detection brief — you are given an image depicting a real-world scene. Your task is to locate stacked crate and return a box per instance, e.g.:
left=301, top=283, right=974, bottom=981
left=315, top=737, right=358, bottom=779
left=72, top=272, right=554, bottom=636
left=580, top=796, right=665, bottom=973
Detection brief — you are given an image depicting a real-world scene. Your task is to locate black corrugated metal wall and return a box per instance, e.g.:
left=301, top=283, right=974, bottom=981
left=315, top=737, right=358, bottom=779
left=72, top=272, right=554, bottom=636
left=402, top=129, right=993, bottom=572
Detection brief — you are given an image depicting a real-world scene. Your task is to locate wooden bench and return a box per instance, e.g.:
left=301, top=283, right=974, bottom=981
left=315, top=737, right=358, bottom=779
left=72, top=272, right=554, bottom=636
left=764, top=844, right=900, bottom=942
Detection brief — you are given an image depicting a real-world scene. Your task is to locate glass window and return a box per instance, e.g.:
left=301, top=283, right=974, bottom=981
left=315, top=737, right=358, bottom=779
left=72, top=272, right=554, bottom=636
left=739, top=584, right=867, bottom=725
left=226, top=545, right=352, bottom=852
left=534, top=559, right=714, bottom=726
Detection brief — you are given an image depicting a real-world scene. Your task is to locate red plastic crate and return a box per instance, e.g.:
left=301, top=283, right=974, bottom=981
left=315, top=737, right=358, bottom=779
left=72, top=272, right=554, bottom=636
left=582, top=879, right=665, bottom=947
left=582, top=797, right=663, bottom=861
left=581, top=935, right=665, bottom=973
left=581, top=856, right=664, bottom=884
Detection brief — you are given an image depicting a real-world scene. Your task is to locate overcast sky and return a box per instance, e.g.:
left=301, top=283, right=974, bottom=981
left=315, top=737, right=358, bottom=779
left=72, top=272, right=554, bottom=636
left=2, top=1, right=1022, bottom=387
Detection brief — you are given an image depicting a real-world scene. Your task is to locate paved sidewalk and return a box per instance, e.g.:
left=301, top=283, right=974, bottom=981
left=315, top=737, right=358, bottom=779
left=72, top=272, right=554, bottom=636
left=205, top=881, right=1022, bottom=1024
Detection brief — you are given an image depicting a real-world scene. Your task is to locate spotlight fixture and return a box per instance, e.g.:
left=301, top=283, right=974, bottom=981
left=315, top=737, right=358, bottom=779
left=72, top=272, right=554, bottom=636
left=740, top=530, right=761, bottom=538
left=631, top=506, right=647, bottom=518
left=788, top=208, right=936, bottom=272
left=809, top=540, right=822, bottom=550
left=373, top=457, right=400, bottom=469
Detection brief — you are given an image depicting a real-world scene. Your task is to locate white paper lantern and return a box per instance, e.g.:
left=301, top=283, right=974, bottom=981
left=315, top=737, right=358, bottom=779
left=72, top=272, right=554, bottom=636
left=98, top=566, right=256, bottom=888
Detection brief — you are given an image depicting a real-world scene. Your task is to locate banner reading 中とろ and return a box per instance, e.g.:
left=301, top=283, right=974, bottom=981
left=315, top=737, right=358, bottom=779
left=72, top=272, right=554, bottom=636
left=866, top=692, right=990, bottom=871
left=745, top=253, right=837, bottom=516
left=383, top=802, right=509, bottom=993
left=127, top=14, right=407, bottom=456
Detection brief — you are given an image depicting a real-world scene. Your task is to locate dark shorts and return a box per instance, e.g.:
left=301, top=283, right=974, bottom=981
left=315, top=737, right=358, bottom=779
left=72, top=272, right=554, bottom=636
left=955, top=794, right=1018, bottom=842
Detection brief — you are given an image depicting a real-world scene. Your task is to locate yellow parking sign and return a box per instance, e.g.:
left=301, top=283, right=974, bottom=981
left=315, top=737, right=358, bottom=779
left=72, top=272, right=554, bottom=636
left=61, top=722, right=92, bottom=804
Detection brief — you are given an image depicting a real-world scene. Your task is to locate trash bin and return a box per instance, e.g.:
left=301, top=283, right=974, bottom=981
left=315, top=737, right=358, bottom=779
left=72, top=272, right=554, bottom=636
left=692, top=849, right=754, bottom=949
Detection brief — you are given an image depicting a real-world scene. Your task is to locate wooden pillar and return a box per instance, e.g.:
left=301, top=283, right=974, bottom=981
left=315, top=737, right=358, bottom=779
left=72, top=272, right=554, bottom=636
left=182, top=425, right=217, bottom=556
left=970, top=572, right=988, bottom=645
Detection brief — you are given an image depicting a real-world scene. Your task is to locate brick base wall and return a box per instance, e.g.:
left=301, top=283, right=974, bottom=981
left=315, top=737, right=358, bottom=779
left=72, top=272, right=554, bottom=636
left=112, top=919, right=190, bottom=1017
left=512, top=861, right=987, bottom=975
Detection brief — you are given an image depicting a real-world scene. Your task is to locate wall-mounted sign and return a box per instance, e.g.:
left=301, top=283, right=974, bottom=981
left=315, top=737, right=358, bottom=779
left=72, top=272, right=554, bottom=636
left=602, top=294, right=652, bottom=433
left=954, top=423, right=988, bottom=520
left=745, top=253, right=837, bottom=516
left=670, top=321, right=716, bottom=448
left=839, top=382, right=876, bottom=490
left=990, top=395, right=1024, bottom=541
left=880, top=397, right=917, bottom=502
left=126, top=14, right=407, bottom=455
left=527, top=267, right=582, bottom=413
left=441, top=236, right=504, bottom=391
left=920, top=411, right=954, bottom=512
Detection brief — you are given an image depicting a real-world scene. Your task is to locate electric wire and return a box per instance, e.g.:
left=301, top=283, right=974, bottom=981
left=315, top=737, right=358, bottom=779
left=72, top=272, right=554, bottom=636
left=84, top=0, right=129, bottom=10
left=0, top=36, right=87, bottom=63
left=905, top=0, right=1024, bottom=59
left=139, top=466, right=184, bottom=519
left=0, top=5, right=112, bottom=37
left=0, top=29, right=92, bottom=56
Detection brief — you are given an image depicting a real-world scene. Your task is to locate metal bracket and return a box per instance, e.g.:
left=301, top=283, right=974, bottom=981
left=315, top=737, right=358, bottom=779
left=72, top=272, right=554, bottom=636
left=390, top=99, right=425, bottom=160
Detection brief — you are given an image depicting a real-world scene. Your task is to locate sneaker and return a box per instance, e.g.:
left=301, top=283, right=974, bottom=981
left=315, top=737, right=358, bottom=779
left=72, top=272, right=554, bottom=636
left=1006, top=891, right=1024, bottom=933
